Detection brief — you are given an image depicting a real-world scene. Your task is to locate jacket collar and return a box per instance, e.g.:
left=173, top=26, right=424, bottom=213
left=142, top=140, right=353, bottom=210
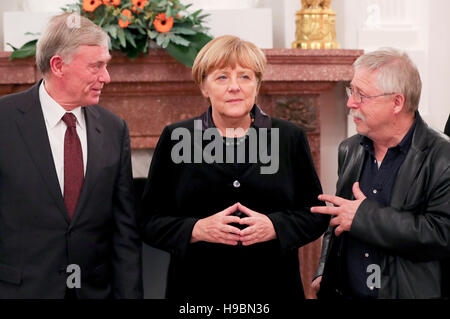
left=409, top=111, right=430, bottom=152
left=199, top=104, right=271, bottom=131
left=359, top=113, right=418, bottom=155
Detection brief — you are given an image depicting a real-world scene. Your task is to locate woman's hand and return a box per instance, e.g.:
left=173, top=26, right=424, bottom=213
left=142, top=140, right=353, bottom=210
left=238, top=203, right=277, bottom=246
left=191, top=203, right=242, bottom=245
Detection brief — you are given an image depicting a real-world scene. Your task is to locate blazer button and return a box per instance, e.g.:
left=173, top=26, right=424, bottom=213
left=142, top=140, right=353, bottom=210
left=233, top=180, right=240, bottom=188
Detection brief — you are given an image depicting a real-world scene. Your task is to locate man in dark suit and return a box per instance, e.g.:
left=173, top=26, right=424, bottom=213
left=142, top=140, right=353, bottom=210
left=311, top=48, right=450, bottom=299
left=0, top=13, right=143, bottom=298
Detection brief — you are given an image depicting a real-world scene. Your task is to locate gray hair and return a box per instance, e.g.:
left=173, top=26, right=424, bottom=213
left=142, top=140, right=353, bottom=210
left=36, top=12, right=109, bottom=75
left=354, top=47, right=422, bottom=113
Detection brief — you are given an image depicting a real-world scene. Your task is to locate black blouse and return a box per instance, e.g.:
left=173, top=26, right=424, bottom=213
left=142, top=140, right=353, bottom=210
left=139, top=105, right=329, bottom=300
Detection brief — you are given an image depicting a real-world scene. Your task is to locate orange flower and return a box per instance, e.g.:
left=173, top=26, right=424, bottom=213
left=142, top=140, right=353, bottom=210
left=103, top=0, right=120, bottom=6
left=153, top=13, right=174, bottom=33
left=82, top=0, right=102, bottom=12
left=131, top=0, right=148, bottom=13
left=118, top=9, right=132, bottom=28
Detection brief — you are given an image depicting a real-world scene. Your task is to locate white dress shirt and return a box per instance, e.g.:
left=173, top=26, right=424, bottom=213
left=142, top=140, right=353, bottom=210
left=39, top=81, right=88, bottom=195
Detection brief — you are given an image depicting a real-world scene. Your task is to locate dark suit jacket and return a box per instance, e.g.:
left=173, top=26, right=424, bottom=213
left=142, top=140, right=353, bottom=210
left=0, top=81, right=143, bottom=298
left=139, top=105, right=329, bottom=300
left=316, top=113, right=450, bottom=299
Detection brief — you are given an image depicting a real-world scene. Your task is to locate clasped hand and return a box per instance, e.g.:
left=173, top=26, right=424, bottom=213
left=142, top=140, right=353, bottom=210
left=191, top=202, right=276, bottom=246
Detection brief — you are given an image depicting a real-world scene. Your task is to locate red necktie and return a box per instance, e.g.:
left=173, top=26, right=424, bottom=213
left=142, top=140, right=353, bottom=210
left=62, top=113, right=84, bottom=219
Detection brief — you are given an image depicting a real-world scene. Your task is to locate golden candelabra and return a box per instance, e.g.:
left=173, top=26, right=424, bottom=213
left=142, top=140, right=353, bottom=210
left=292, top=0, right=340, bottom=49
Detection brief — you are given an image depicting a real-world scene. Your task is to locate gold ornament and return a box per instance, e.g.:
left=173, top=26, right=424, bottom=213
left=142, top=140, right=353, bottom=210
left=292, top=0, right=340, bottom=49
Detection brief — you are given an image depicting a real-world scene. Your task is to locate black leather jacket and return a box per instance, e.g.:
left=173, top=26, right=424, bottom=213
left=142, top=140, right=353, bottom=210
left=316, top=113, right=450, bottom=299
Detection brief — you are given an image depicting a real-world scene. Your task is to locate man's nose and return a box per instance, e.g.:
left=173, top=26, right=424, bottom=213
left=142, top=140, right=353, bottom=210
left=347, top=94, right=359, bottom=109
left=99, top=66, right=111, bottom=84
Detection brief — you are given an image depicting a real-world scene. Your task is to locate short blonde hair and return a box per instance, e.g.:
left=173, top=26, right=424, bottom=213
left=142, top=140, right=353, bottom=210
left=36, top=12, right=109, bottom=75
left=354, top=47, right=422, bottom=113
left=192, top=35, right=267, bottom=88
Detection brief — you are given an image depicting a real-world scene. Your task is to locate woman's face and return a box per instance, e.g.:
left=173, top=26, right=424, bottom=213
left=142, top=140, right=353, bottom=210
left=201, top=64, right=258, bottom=125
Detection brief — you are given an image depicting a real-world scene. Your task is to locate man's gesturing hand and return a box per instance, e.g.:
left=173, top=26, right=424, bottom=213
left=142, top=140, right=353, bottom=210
left=191, top=203, right=242, bottom=245
left=310, top=182, right=366, bottom=236
left=238, top=203, right=277, bottom=246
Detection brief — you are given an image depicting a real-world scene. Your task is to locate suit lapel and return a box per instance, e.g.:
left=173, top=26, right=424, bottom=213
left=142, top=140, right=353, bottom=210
left=15, top=82, right=70, bottom=223
left=69, top=106, right=103, bottom=228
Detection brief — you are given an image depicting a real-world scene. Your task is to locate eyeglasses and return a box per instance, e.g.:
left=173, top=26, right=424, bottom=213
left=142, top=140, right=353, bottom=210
left=345, top=86, right=396, bottom=104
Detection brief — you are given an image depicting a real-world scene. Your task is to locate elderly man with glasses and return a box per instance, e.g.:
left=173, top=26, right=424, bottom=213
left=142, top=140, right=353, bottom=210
left=310, top=48, right=450, bottom=299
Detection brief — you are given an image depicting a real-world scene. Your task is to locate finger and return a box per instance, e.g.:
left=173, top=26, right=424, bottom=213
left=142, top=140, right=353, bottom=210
left=221, top=232, right=241, bottom=242
left=241, top=239, right=258, bottom=246
left=310, top=206, right=340, bottom=215
left=222, top=224, right=242, bottom=235
left=223, top=215, right=241, bottom=225
left=329, top=216, right=340, bottom=227
left=221, top=240, right=239, bottom=246
left=334, top=226, right=344, bottom=236
left=240, top=225, right=256, bottom=237
left=222, top=203, right=239, bottom=216
left=237, top=203, right=258, bottom=217
left=239, top=217, right=256, bottom=226
left=318, top=194, right=346, bottom=207
left=240, top=233, right=260, bottom=244
left=352, top=182, right=366, bottom=200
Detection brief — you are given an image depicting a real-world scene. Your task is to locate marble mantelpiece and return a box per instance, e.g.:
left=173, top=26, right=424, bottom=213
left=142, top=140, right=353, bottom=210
left=0, top=48, right=363, bottom=298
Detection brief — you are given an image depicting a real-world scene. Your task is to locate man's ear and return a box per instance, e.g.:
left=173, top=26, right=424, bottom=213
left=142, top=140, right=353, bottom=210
left=49, top=55, right=65, bottom=78
left=393, top=93, right=406, bottom=114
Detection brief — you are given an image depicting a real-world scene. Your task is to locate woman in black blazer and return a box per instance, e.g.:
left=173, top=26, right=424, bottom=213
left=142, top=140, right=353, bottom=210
left=140, top=35, right=329, bottom=300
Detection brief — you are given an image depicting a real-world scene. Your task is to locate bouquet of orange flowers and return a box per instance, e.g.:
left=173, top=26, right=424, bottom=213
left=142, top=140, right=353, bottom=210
left=10, top=0, right=213, bottom=67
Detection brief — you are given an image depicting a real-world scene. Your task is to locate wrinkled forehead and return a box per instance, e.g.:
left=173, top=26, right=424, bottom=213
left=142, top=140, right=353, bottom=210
left=352, top=67, right=380, bottom=88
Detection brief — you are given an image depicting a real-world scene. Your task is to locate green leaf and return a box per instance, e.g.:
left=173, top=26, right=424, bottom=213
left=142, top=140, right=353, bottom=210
left=103, top=25, right=118, bottom=39
left=161, top=36, right=170, bottom=48
left=7, top=39, right=38, bottom=60
left=117, top=28, right=126, bottom=48
left=24, top=32, right=40, bottom=37
left=148, top=30, right=159, bottom=39
left=164, top=32, right=213, bottom=67
left=169, top=35, right=190, bottom=47
left=156, top=34, right=165, bottom=47
left=171, top=27, right=196, bottom=35
left=136, top=18, right=146, bottom=28
left=197, top=14, right=210, bottom=21
left=186, top=32, right=213, bottom=50
left=9, top=42, right=37, bottom=60
left=6, top=42, right=17, bottom=51
left=192, top=9, right=202, bottom=18
left=165, top=42, right=197, bottom=68
left=165, top=5, right=172, bottom=18
left=124, top=30, right=137, bottom=48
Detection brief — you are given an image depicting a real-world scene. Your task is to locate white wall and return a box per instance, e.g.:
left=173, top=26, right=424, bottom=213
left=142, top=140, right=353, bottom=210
left=0, top=0, right=23, bottom=50
left=428, top=0, right=450, bottom=132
